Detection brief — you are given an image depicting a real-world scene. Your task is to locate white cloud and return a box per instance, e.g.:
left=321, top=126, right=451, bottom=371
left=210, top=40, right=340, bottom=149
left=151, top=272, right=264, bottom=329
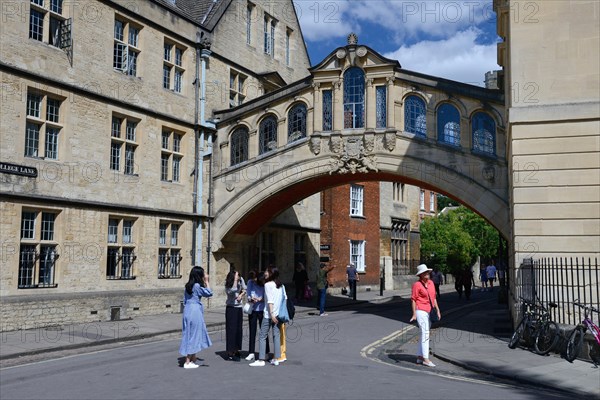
left=383, top=27, right=499, bottom=85
left=295, top=0, right=495, bottom=43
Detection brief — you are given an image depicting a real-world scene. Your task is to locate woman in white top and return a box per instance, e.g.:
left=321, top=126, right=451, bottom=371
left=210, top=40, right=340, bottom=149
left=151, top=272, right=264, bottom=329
left=249, top=267, right=284, bottom=367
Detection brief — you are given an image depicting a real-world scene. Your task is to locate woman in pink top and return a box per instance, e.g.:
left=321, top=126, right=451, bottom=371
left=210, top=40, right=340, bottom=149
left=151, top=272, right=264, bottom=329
left=410, top=264, right=442, bottom=367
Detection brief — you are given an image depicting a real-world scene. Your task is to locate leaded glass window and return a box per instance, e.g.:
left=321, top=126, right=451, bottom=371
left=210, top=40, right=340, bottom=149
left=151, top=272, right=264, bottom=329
left=230, top=127, right=249, bottom=166
left=322, top=90, right=333, bottom=131
left=259, top=116, right=278, bottom=154
left=376, top=86, right=387, bottom=128
left=472, top=112, right=496, bottom=155
left=404, top=95, right=427, bottom=136
left=287, top=103, right=307, bottom=142
left=437, top=103, right=460, bottom=146
left=343, top=67, right=365, bottom=129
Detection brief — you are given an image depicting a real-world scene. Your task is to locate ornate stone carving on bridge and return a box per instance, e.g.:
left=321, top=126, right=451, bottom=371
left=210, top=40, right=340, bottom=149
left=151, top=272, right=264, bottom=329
left=383, top=131, right=396, bottom=151
left=309, top=136, right=321, bottom=155
left=328, top=135, right=378, bottom=175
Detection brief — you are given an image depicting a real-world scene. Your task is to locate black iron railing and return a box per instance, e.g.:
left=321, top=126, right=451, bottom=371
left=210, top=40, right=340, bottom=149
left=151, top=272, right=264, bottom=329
left=514, top=257, right=600, bottom=325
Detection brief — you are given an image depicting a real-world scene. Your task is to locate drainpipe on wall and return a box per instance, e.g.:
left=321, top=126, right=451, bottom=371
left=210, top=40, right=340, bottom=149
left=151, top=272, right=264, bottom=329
left=193, top=34, right=214, bottom=269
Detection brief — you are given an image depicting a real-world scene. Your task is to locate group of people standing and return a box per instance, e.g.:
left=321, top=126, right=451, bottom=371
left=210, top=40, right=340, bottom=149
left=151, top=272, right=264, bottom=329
left=178, top=265, right=290, bottom=369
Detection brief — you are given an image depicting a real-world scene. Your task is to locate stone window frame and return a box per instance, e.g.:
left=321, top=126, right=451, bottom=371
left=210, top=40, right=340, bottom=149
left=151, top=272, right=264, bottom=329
left=158, top=220, right=183, bottom=279
left=18, top=208, right=60, bottom=289
left=106, top=216, right=137, bottom=280
left=391, top=218, right=410, bottom=270
left=392, top=182, right=404, bottom=203
left=110, top=114, right=140, bottom=176
left=285, top=27, right=292, bottom=66
left=404, top=94, right=427, bottom=137
left=161, top=127, right=185, bottom=183
left=376, top=85, right=387, bottom=129
left=436, top=102, right=461, bottom=146
left=113, top=16, right=141, bottom=77
left=343, top=67, right=366, bottom=129
left=429, top=191, right=435, bottom=212
left=25, top=90, right=63, bottom=160
left=350, top=240, right=366, bottom=273
left=322, top=89, right=333, bottom=131
left=263, top=13, right=276, bottom=57
left=258, top=115, right=278, bottom=155
left=471, top=111, right=497, bottom=156
left=29, top=0, right=68, bottom=48
left=246, top=3, right=253, bottom=46
left=350, top=184, right=364, bottom=217
left=229, top=70, right=247, bottom=108
left=230, top=126, right=249, bottom=166
left=287, top=102, right=307, bottom=143
left=163, top=38, right=186, bottom=93
left=259, top=231, right=276, bottom=270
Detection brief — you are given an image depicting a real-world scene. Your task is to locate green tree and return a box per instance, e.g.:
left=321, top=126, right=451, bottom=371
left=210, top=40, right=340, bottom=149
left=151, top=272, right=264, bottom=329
left=436, top=194, right=459, bottom=211
left=420, top=206, right=499, bottom=274
left=421, top=212, right=474, bottom=275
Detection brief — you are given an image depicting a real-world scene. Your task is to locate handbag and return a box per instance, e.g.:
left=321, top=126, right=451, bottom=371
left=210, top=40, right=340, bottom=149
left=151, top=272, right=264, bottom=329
left=243, top=302, right=253, bottom=315
left=277, top=286, right=290, bottom=323
left=420, top=281, right=439, bottom=323
left=303, top=285, right=313, bottom=300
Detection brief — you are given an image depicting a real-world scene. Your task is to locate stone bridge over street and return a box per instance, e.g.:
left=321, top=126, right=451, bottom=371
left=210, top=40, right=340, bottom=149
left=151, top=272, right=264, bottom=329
left=209, top=37, right=508, bottom=261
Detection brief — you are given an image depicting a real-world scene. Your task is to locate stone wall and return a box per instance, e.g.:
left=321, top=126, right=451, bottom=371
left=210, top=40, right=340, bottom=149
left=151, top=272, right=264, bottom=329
left=0, top=289, right=182, bottom=332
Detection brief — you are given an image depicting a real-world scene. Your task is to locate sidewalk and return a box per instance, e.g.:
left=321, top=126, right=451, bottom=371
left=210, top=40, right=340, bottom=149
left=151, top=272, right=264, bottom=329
left=1, top=285, right=599, bottom=397
left=429, top=288, right=600, bottom=397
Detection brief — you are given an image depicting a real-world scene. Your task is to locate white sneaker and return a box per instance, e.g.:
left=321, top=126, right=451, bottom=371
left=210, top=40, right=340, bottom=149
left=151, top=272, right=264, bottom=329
left=422, top=360, right=436, bottom=367
left=245, top=353, right=255, bottom=361
left=184, top=362, right=199, bottom=369
left=270, top=359, right=279, bottom=366
left=249, top=360, right=265, bottom=367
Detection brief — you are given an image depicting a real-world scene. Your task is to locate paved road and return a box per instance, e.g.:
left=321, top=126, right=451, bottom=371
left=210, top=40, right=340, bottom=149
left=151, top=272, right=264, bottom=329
left=0, top=302, right=572, bottom=400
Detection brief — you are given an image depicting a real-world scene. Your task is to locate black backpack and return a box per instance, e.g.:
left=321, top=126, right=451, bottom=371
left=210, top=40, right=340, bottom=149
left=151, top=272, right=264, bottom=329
left=286, top=297, right=296, bottom=321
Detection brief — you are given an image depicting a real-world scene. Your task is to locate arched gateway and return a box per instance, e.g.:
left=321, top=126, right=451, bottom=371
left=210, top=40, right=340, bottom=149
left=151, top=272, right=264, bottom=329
left=210, top=38, right=507, bottom=272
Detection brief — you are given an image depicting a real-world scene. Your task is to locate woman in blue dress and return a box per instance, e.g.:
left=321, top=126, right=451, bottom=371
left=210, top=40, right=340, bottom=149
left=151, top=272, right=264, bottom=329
left=179, top=266, right=212, bottom=369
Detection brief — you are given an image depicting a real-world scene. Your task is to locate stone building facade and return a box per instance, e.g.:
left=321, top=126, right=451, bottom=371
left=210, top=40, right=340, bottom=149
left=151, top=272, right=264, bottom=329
left=494, top=1, right=599, bottom=263
left=0, top=0, right=313, bottom=331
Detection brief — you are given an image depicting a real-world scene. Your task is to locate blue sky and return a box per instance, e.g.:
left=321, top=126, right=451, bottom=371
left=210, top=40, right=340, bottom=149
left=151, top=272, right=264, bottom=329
left=293, top=0, right=500, bottom=86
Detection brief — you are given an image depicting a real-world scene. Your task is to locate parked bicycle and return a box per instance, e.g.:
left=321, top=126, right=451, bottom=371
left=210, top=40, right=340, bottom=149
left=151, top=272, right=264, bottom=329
left=564, top=302, right=600, bottom=366
left=508, top=296, right=559, bottom=355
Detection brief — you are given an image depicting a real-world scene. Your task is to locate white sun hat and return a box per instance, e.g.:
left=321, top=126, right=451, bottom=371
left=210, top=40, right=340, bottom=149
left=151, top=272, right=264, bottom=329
left=415, top=264, right=433, bottom=276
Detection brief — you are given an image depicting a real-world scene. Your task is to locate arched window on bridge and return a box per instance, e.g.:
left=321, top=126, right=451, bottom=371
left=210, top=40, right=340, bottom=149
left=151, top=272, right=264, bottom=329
left=472, top=112, right=496, bottom=155
left=259, top=116, right=278, bottom=155
left=437, top=103, right=461, bottom=146
left=343, top=67, right=365, bottom=129
left=404, top=95, right=427, bottom=137
left=288, top=103, right=307, bottom=143
left=230, top=127, right=249, bottom=166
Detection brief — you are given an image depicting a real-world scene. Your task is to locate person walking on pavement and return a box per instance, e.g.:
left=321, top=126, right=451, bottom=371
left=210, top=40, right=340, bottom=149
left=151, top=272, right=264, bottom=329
left=224, top=270, right=246, bottom=361
left=346, top=263, right=359, bottom=298
left=292, top=262, right=308, bottom=302
left=245, top=271, right=269, bottom=361
left=249, top=267, right=284, bottom=367
left=461, top=267, right=473, bottom=300
left=430, top=267, right=443, bottom=298
left=316, top=262, right=335, bottom=316
left=498, top=267, right=506, bottom=287
left=486, top=261, right=497, bottom=291
left=410, top=264, right=441, bottom=368
left=179, top=266, right=212, bottom=369
left=479, top=266, right=488, bottom=290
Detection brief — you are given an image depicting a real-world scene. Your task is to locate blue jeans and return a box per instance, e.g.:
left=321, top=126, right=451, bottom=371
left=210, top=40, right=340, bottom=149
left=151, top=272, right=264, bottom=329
left=318, top=288, right=327, bottom=314
left=258, top=315, right=281, bottom=360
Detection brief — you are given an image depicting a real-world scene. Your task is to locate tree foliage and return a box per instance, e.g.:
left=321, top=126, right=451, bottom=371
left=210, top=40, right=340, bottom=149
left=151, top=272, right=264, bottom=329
left=420, top=206, right=499, bottom=275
